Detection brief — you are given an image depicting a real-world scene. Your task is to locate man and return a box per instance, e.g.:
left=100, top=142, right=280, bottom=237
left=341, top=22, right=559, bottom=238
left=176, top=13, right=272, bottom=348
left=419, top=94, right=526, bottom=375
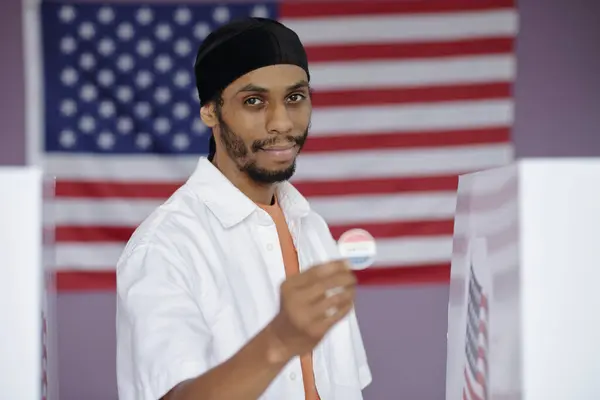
left=116, top=17, right=372, bottom=400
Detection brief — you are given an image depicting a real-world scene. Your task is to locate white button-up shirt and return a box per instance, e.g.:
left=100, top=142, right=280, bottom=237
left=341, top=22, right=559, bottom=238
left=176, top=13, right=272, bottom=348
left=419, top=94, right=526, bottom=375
left=116, top=157, right=372, bottom=400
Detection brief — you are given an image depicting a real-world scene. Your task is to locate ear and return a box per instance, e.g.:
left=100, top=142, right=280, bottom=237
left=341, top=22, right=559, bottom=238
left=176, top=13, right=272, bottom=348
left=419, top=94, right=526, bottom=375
left=200, top=104, right=218, bottom=128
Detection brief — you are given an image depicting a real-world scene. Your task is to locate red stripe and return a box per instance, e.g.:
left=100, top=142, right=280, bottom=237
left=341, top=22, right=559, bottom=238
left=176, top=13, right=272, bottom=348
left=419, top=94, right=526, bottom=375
left=306, top=37, right=514, bottom=63
left=464, top=369, right=483, bottom=400
left=55, top=220, right=454, bottom=243
left=312, top=82, right=512, bottom=108
left=294, top=175, right=460, bottom=196
left=281, top=0, right=515, bottom=18
left=55, top=174, right=461, bottom=199
left=329, top=220, right=454, bottom=240
left=304, top=127, right=511, bottom=153
left=55, top=263, right=450, bottom=291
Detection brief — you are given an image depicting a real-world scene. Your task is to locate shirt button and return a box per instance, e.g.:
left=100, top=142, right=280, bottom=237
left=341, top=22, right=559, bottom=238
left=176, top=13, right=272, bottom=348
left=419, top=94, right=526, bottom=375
left=289, top=372, right=296, bottom=380
left=266, top=243, right=274, bottom=251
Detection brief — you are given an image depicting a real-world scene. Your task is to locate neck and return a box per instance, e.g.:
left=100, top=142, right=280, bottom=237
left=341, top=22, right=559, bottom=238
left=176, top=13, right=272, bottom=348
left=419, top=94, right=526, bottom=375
left=212, top=153, right=276, bottom=206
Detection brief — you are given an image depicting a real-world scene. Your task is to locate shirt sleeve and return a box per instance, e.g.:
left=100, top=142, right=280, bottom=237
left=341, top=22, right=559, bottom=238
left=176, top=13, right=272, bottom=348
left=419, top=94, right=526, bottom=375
left=116, top=241, right=212, bottom=400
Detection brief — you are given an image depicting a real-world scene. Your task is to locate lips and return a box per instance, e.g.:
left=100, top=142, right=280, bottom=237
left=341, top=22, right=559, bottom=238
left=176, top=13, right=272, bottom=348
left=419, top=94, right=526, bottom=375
left=261, top=144, right=296, bottom=151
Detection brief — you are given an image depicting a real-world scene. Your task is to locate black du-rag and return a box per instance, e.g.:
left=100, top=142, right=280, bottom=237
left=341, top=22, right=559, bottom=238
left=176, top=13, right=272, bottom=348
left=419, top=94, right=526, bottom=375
left=193, top=17, right=311, bottom=159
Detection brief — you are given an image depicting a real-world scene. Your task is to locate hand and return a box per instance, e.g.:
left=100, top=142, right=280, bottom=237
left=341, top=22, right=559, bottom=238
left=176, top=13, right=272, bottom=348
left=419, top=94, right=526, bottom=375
left=267, top=260, right=357, bottom=362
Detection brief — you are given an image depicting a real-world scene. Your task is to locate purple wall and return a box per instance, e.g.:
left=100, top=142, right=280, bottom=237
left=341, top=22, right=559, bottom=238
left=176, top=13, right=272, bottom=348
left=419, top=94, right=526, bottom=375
left=0, top=0, right=26, bottom=165
left=2, top=1, right=600, bottom=399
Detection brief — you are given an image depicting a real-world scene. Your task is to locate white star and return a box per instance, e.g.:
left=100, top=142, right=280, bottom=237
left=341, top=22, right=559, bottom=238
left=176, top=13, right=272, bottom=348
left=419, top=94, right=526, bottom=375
left=79, top=84, right=97, bottom=102
left=117, top=23, right=135, bottom=41
left=60, top=99, right=77, bottom=116
left=98, top=38, right=115, bottom=56
left=136, top=39, right=154, bottom=57
left=174, top=70, right=191, bottom=88
left=154, top=54, right=173, bottom=73
left=60, top=36, right=77, bottom=54
left=78, top=22, right=95, bottom=40
left=116, top=86, right=134, bottom=103
left=59, top=129, right=76, bottom=148
left=212, top=6, right=230, bottom=24
left=98, top=101, right=116, bottom=118
left=134, top=102, right=152, bottom=118
left=173, top=102, right=190, bottom=119
left=173, top=133, right=190, bottom=151
left=192, top=118, right=207, bottom=134
left=174, top=7, right=192, bottom=25
left=251, top=5, right=270, bottom=18
left=193, top=23, right=211, bottom=40
left=117, top=117, right=134, bottom=134
left=78, top=115, right=96, bottom=133
left=136, top=133, right=152, bottom=150
left=155, top=23, right=173, bottom=41
left=136, top=7, right=154, bottom=25
left=174, top=39, right=192, bottom=57
left=135, top=70, right=153, bottom=89
left=153, top=117, right=170, bottom=135
left=97, top=131, right=115, bottom=150
left=97, top=6, right=115, bottom=24
left=59, top=6, right=76, bottom=23
left=79, top=53, right=96, bottom=70
left=154, top=87, right=171, bottom=104
left=116, top=54, right=134, bottom=72
left=61, top=68, right=78, bottom=86
left=97, top=69, right=115, bottom=87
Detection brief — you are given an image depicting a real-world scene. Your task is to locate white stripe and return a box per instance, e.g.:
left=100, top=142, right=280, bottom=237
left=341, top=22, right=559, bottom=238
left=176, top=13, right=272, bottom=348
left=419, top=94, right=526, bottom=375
left=311, top=55, right=515, bottom=90
left=374, top=236, right=452, bottom=267
left=296, top=144, right=513, bottom=181
left=53, top=236, right=453, bottom=270
left=52, top=210, right=519, bottom=271
left=53, top=192, right=458, bottom=226
left=311, top=193, right=456, bottom=224
left=45, top=142, right=513, bottom=181
left=282, top=9, right=518, bottom=46
left=53, top=190, right=516, bottom=230
left=311, top=100, right=514, bottom=136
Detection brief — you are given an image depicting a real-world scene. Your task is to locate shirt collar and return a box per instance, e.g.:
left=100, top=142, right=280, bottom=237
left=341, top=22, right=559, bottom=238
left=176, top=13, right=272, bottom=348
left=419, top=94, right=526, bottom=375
left=186, top=157, right=311, bottom=228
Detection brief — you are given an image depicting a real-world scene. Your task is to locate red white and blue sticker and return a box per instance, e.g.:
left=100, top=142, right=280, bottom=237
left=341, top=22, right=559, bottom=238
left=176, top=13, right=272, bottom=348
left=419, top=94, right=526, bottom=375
left=337, top=229, right=377, bottom=270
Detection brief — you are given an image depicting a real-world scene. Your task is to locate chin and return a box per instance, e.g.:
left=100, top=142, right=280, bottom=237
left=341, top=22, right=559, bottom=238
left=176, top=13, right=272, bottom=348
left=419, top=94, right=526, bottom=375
left=244, top=162, right=297, bottom=184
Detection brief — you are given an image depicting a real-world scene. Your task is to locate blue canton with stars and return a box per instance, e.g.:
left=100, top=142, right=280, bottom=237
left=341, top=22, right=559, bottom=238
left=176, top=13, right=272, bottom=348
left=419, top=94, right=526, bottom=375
left=41, top=2, right=276, bottom=154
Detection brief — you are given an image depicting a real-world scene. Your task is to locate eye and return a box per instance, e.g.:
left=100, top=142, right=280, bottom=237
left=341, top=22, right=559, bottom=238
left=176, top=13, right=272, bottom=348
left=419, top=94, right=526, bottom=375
left=244, top=97, right=264, bottom=106
left=287, top=93, right=306, bottom=103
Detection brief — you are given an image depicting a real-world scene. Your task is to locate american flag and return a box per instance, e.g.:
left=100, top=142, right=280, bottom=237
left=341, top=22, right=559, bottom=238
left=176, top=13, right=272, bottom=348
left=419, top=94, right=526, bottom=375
left=462, top=264, right=490, bottom=400
left=39, top=0, right=517, bottom=291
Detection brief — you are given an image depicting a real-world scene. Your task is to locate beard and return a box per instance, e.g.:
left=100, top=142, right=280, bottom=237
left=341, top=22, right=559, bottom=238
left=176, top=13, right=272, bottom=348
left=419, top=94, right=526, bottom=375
left=216, top=111, right=309, bottom=184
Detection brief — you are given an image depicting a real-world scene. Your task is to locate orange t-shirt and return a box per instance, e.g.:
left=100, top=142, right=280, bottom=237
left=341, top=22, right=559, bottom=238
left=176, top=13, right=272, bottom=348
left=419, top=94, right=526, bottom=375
left=259, top=196, right=320, bottom=400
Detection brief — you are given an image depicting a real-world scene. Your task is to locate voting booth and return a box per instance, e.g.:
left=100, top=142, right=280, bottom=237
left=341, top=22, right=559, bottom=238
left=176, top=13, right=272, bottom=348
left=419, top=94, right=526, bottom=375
left=0, top=167, right=58, bottom=399
left=445, top=159, right=600, bottom=400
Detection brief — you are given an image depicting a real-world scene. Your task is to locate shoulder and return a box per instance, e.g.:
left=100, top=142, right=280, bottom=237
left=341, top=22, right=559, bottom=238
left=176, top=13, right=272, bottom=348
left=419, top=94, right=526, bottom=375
left=116, top=184, right=214, bottom=283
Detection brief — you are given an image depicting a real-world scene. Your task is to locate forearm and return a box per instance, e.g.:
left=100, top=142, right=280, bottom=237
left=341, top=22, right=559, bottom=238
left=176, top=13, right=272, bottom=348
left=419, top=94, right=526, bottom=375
left=164, top=323, right=290, bottom=400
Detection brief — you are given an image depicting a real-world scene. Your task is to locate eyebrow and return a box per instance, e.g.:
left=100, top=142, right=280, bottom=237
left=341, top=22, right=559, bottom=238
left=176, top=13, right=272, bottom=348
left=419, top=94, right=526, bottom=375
left=236, top=80, right=310, bottom=95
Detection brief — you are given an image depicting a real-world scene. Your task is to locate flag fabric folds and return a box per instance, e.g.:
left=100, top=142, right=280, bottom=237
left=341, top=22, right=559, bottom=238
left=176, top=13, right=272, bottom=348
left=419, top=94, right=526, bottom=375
left=38, top=0, right=517, bottom=290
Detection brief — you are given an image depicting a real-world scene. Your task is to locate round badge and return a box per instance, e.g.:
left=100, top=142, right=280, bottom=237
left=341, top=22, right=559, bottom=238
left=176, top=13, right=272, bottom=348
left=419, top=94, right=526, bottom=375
left=337, top=228, right=377, bottom=270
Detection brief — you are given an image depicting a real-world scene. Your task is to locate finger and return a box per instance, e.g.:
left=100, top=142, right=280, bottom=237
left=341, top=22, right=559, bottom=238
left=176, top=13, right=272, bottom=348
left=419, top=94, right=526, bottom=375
left=293, top=260, right=350, bottom=287
left=307, top=285, right=356, bottom=321
left=310, top=299, right=355, bottom=334
left=301, top=270, right=357, bottom=303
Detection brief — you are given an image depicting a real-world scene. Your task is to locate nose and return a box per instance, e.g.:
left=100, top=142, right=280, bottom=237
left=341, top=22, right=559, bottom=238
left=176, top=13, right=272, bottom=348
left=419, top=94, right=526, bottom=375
left=265, top=102, right=294, bottom=135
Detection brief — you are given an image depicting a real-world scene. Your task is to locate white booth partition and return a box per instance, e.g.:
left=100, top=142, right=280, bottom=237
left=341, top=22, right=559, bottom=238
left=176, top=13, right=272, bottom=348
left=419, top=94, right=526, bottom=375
left=0, top=167, right=58, bottom=399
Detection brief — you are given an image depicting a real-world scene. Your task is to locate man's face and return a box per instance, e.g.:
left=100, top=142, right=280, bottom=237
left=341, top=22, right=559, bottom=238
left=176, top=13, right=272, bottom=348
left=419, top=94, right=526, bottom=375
left=209, top=64, right=311, bottom=184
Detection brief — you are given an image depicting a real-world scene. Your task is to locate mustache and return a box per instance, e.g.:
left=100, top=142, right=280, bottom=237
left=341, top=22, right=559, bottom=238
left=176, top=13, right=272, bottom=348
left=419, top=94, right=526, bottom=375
left=251, top=134, right=306, bottom=153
